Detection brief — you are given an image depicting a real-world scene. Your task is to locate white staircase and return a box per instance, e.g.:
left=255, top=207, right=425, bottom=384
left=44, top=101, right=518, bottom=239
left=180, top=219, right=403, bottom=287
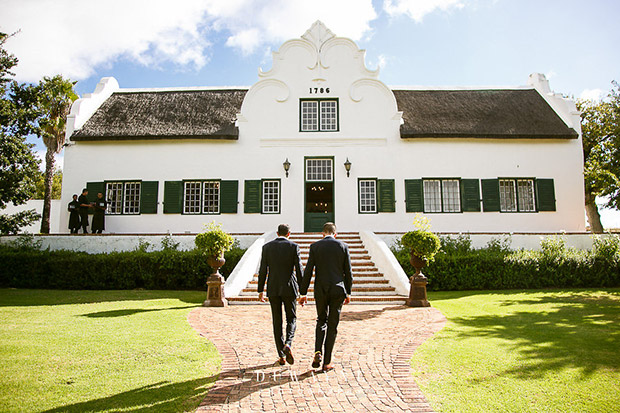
left=227, top=232, right=407, bottom=304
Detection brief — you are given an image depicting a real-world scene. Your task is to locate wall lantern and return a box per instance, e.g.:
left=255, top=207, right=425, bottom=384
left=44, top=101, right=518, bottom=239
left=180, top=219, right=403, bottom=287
left=283, top=158, right=291, bottom=177
left=344, top=158, right=352, bottom=177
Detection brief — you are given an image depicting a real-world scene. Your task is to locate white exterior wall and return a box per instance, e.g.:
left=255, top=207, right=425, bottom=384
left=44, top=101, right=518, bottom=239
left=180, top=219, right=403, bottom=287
left=59, top=22, right=585, bottom=235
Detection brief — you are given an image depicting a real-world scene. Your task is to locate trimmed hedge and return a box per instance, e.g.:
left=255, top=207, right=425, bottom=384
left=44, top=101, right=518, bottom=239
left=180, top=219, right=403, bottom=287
left=0, top=246, right=246, bottom=290
left=392, top=237, right=620, bottom=291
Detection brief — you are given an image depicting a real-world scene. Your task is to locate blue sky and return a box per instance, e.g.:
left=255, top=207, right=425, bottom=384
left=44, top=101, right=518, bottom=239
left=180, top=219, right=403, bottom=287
left=1, top=0, right=619, bottom=226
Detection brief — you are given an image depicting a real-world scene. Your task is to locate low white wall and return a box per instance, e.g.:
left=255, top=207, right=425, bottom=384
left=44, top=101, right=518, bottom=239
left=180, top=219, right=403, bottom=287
left=0, top=233, right=260, bottom=254
left=359, top=231, right=409, bottom=295
left=2, top=200, right=62, bottom=233
left=224, top=231, right=275, bottom=297
left=377, top=232, right=611, bottom=251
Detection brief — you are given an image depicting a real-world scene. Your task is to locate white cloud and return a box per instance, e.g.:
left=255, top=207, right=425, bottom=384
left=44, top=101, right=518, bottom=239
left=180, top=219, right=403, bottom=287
left=579, top=88, right=604, bottom=101
left=1, top=0, right=377, bottom=82
left=383, top=0, right=465, bottom=22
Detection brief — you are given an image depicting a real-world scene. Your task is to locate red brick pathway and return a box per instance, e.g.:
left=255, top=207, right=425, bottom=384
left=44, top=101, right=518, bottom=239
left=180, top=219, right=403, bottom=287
left=188, top=304, right=446, bottom=412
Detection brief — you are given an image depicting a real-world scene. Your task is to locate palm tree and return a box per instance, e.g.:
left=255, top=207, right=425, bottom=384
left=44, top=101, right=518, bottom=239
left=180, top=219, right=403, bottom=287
left=38, top=75, right=77, bottom=234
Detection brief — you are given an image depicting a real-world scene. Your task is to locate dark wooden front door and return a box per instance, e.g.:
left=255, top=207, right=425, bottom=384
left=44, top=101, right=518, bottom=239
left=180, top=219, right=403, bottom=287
left=304, top=157, right=334, bottom=232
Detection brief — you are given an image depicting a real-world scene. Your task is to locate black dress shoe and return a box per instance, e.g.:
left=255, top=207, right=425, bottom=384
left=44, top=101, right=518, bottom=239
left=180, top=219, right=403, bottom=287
left=283, top=345, right=294, bottom=365
left=312, top=351, right=322, bottom=369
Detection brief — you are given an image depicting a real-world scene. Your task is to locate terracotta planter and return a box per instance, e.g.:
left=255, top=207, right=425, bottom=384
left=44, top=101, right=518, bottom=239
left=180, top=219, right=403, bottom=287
left=203, top=253, right=227, bottom=307
left=406, top=251, right=430, bottom=307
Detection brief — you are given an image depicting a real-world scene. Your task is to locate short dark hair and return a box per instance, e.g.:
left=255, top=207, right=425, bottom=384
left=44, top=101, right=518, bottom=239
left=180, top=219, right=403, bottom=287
left=277, top=224, right=290, bottom=236
left=322, top=222, right=336, bottom=235
left=82, top=188, right=88, bottom=193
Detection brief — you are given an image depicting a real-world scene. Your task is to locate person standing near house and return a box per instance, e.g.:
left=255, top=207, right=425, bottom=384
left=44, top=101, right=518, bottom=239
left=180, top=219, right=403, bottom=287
left=299, top=222, right=352, bottom=372
left=257, top=224, right=303, bottom=366
left=67, top=194, right=81, bottom=234
left=92, top=192, right=107, bottom=234
left=77, top=188, right=91, bottom=234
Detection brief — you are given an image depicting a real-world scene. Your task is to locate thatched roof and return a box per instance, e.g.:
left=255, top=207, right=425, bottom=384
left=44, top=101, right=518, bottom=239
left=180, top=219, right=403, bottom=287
left=71, top=87, right=577, bottom=141
left=393, top=89, right=578, bottom=139
left=71, top=89, right=247, bottom=141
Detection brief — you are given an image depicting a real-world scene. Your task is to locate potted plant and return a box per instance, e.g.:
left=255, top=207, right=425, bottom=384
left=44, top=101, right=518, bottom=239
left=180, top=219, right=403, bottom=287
left=400, top=215, right=440, bottom=307
left=195, top=222, right=235, bottom=307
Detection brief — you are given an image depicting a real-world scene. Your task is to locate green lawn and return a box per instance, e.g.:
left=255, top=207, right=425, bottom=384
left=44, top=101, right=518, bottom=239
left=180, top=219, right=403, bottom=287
left=413, top=289, right=620, bottom=412
left=0, top=289, right=219, bottom=413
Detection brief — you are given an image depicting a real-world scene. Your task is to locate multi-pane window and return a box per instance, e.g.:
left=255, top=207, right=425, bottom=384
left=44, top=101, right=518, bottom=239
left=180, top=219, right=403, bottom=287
left=262, top=180, right=280, bottom=214
left=105, top=181, right=141, bottom=215
left=203, top=181, right=220, bottom=214
left=106, top=182, right=123, bottom=215
left=359, top=180, right=377, bottom=213
left=306, top=159, right=333, bottom=181
left=300, top=99, right=338, bottom=131
left=500, top=179, right=535, bottom=212
left=517, top=179, right=536, bottom=212
left=423, top=179, right=461, bottom=213
left=184, top=180, right=220, bottom=214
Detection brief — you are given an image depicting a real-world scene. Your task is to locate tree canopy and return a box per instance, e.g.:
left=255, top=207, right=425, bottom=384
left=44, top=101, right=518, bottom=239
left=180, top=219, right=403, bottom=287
left=578, top=82, right=620, bottom=232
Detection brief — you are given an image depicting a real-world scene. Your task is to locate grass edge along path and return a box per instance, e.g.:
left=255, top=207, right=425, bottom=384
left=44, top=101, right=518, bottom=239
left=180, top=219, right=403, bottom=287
left=0, top=289, right=221, bottom=413
left=411, top=289, right=620, bottom=413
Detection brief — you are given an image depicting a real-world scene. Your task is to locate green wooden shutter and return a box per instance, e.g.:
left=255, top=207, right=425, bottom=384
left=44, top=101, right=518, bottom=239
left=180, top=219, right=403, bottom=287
left=404, top=179, right=423, bottom=212
left=86, top=181, right=105, bottom=214
left=140, top=181, right=159, bottom=214
left=481, top=179, right=500, bottom=212
left=163, top=181, right=183, bottom=214
left=377, top=179, right=396, bottom=212
left=461, top=179, right=481, bottom=212
left=535, top=179, right=556, bottom=211
left=244, top=180, right=261, bottom=213
left=220, top=180, right=239, bottom=213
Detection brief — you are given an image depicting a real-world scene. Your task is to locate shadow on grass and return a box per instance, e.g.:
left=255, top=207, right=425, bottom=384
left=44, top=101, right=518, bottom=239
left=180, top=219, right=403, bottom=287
left=41, top=376, right=217, bottom=413
left=448, top=291, right=620, bottom=378
left=0, top=289, right=205, bottom=307
left=81, top=306, right=197, bottom=318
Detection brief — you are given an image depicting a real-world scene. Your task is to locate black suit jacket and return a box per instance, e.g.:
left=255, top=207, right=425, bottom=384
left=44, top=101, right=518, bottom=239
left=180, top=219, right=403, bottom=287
left=300, top=236, right=353, bottom=297
left=257, top=237, right=303, bottom=297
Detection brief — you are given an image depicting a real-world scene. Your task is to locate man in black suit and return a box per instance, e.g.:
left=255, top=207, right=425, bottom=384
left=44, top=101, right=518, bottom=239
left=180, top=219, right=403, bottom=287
left=299, top=222, right=352, bottom=372
left=258, top=224, right=303, bottom=366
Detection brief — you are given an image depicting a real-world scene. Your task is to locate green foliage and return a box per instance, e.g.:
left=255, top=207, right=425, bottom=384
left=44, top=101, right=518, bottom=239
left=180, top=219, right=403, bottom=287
left=592, top=234, right=620, bottom=263
left=485, top=234, right=513, bottom=253
left=401, top=230, right=441, bottom=262
left=194, top=222, right=235, bottom=257
left=160, top=233, right=180, bottom=251
left=0, top=33, right=41, bottom=234
left=392, top=236, right=620, bottom=291
left=439, top=233, right=472, bottom=255
left=33, top=168, right=62, bottom=199
left=0, top=244, right=247, bottom=290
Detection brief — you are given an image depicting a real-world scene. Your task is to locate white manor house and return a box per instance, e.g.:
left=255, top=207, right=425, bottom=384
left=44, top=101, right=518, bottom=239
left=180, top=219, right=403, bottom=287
left=59, top=21, right=584, bottom=235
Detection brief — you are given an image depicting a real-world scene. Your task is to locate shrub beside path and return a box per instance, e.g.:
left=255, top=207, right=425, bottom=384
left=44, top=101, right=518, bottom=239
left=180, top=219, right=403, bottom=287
left=188, top=304, right=446, bottom=412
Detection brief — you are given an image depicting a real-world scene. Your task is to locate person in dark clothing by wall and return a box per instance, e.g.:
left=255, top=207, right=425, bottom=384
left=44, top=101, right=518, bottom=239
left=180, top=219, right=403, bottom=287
left=77, top=188, right=91, bottom=234
left=67, top=194, right=80, bottom=234
left=92, top=192, right=107, bottom=234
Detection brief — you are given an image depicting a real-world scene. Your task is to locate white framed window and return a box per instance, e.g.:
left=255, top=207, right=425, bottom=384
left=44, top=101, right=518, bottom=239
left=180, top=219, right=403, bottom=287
left=320, top=101, right=338, bottom=131
left=104, top=181, right=141, bottom=215
left=300, top=99, right=338, bottom=132
left=301, top=101, right=318, bottom=131
left=442, top=180, right=461, bottom=213
left=499, top=179, right=518, bottom=212
left=184, top=181, right=202, bottom=214
left=517, top=179, right=536, bottom=212
left=202, top=181, right=220, bottom=214
left=359, top=179, right=377, bottom=213
left=106, top=182, right=123, bottom=215
left=306, top=159, right=333, bottom=182
left=423, top=180, right=442, bottom=213
left=262, top=180, right=280, bottom=214
left=123, top=182, right=141, bottom=215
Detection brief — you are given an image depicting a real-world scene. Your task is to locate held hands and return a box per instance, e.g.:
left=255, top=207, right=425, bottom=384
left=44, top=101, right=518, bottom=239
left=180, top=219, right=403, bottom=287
left=258, top=292, right=266, bottom=303
left=344, top=295, right=350, bottom=305
left=298, top=296, right=307, bottom=307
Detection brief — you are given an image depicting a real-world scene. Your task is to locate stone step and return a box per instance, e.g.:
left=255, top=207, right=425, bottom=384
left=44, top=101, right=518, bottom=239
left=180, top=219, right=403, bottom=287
left=248, top=279, right=390, bottom=285
left=241, top=286, right=396, bottom=295
left=227, top=296, right=407, bottom=305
